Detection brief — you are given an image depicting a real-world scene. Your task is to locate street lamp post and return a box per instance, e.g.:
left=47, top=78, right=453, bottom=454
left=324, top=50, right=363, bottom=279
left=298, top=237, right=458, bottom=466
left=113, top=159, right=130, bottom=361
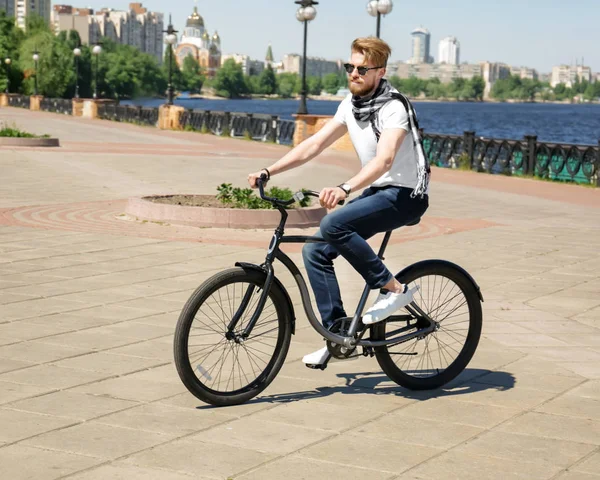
left=163, top=14, right=179, bottom=105
left=73, top=46, right=81, bottom=99
left=92, top=44, right=102, bottom=99
left=294, top=0, right=318, bottom=115
left=367, top=0, right=394, bottom=38
left=4, top=58, right=10, bottom=94
left=32, top=48, right=39, bottom=95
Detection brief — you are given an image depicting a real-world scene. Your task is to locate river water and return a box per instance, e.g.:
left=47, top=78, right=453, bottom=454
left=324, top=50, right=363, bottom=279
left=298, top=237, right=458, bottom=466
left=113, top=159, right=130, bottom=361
left=123, top=97, right=600, bottom=146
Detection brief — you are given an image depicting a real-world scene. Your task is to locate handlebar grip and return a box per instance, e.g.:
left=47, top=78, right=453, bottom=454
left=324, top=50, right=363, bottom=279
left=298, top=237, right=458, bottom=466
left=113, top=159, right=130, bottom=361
left=302, top=190, right=345, bottom=206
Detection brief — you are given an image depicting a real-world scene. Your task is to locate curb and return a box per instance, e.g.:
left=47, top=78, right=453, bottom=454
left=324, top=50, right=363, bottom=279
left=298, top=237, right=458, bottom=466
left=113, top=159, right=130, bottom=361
left=126, top=196, right=327, bottom=229
left=0, top=138, right=60, bottom=147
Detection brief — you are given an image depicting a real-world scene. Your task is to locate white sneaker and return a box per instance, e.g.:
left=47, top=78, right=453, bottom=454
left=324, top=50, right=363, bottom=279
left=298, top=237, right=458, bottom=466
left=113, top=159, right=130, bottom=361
left=362, top=285, right=418, bottom=325
left=302, top=346, right=330, bottom=366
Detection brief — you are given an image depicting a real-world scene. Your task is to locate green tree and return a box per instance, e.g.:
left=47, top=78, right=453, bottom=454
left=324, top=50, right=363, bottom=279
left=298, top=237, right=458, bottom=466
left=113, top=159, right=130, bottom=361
left=0, top=11, right=25, bottom=93
left=182, top=54, right=204, bottom=93
left=25, top=14, right=52, bottom=35
left=19, top=32, right=74, bottom=97
left=258, top=64, right=277, bottom=95
left=553, top=82, right=567, bottom=101
left=277, top=72, right=299, bottom=98
left=307, top=75, right=322, bottom=95
left=593, top=80, right=600, bottom=99
left=540, top=89, right=553, bottom=102
left=213, top=58, right=248, bottom=98
left=583, top=82, right=596, bottom=101
left=459, top=84, right=475, bottom=100
left=470, top=76, right=485, bottom=101
left=447, top=78, right=466, bottom=100
left=323, top=72, right=341, bottom=94
left=491, top=77, right=512, bottom=101
left=245, top=74, right=261, bottom=94
left=425, top=78, right=446, bottom=99
left=404, top=76, right=423, bottom=97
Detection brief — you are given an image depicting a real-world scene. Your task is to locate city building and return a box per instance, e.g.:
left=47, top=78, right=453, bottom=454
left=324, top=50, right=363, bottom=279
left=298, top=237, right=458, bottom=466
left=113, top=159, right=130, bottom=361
left=52, top=5, right=94, bottom=43
left=51, top=3, right=163, bottom=63
left=281, top=54, right=341, bottom=77
left=510, top=66, right=538, bottom=81
left=481, top=61, right=511, bottom=97
left=410, top=27, right=432, bottom=64
left=395, top=62, right=481, bottom=84
left=0, top=0, right=15, bottom=18
left=174, top=5, right=221, bottom=77
left=538, top=72, right=551, bottom=84
left=221, top=54, right=264, bottom=76
left=551, top=64, right=592, bottom=87
left=438, top=36, right=460, bottom=65
left=15, top=0, right=51, bottom=30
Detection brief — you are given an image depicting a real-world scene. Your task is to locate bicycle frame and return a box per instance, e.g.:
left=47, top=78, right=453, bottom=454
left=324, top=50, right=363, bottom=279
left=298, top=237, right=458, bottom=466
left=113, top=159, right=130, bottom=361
left=227, top=180, right=436, bottom=350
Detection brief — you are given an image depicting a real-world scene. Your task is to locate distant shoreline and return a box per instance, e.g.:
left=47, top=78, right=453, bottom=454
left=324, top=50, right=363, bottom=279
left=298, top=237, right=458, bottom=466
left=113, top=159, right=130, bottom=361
left=175, top=92, right=596, bottom=106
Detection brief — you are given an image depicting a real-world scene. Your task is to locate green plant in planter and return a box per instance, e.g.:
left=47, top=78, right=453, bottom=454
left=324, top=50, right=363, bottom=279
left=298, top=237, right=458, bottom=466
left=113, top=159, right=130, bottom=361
left=217, top=183, right=312, bottom=210
left=457, top=152, right=472, bottom=170
left=0, top=122, right=50, bottom=138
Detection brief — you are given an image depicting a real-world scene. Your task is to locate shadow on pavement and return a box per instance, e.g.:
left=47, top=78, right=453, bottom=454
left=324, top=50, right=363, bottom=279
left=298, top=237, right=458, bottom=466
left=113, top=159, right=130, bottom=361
left=195, top=368, right=515, bottom=409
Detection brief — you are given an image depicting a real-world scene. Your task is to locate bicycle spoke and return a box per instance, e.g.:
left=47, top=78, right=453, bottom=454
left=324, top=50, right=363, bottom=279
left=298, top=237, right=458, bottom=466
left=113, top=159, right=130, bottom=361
left=382, top=270, right=477, bottom=380
left=180, top=275, right=285, bottom=395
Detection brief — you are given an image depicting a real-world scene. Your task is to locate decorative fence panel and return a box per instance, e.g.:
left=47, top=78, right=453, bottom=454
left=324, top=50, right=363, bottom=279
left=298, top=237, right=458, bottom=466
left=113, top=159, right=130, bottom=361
left=423, top=131, right=599, bottom=186
left=179, top=109, right=296, bottom=145
left=97, top=104, right=159, bottom=126
left=39, top=98, right=72, bottom=115
left=7, top=95, right=29, bottom=109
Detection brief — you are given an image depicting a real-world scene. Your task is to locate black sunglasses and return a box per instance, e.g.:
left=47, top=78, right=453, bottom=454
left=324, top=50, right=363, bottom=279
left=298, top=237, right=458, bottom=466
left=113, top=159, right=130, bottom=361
left=343, top=63, right=384, bottom=76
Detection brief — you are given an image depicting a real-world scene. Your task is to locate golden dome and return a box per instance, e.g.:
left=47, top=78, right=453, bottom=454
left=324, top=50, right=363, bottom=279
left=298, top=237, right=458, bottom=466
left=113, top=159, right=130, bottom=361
left=186, top=6, right=204, bottom=28
left=212, top=31, right=220, bottom=41
left=202, top=31, right=210, bottom=39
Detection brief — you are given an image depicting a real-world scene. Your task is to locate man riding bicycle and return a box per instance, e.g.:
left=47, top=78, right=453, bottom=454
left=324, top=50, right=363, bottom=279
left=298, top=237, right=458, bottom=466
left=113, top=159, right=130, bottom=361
left=248, top=37, right=430, bottom=368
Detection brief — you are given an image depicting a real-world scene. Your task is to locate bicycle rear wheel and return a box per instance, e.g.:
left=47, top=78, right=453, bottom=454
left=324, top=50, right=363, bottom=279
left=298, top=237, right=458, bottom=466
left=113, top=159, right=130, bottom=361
left=174, top=267, right=292, bottom=406
left=372, top=261, right=482, bottom=390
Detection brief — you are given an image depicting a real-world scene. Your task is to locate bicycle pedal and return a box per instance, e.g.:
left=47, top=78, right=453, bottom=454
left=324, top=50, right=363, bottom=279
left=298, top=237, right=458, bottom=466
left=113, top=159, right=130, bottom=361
left=305, top=364, right=327, bottom=371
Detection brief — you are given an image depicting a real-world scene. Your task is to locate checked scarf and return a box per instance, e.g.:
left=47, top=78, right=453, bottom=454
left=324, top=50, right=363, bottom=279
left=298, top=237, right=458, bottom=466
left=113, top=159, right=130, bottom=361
left=352, top=78, right=430, bottom=197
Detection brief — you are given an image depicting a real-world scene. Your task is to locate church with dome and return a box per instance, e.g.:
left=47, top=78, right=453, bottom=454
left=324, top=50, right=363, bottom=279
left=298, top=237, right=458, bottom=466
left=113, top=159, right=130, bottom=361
left=175, top=5, right=222, bottom=77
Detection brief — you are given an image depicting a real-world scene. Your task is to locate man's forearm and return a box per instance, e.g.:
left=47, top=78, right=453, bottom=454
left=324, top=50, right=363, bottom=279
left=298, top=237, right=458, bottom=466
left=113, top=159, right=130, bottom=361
left=345, top=155, right=392, bottom=193
left=266, top=138, right=321, bottom=176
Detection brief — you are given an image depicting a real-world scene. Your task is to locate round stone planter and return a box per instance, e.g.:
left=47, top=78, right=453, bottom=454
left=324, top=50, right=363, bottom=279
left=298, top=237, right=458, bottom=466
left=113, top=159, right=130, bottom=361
left=126, top=195, right=327, bottom=229
left=0, top=137, right=59, bottom=147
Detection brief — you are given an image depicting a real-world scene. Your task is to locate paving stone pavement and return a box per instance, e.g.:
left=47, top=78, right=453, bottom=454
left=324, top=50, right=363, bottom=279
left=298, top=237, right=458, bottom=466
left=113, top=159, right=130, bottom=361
left=1, top=107, right=600, bottom=480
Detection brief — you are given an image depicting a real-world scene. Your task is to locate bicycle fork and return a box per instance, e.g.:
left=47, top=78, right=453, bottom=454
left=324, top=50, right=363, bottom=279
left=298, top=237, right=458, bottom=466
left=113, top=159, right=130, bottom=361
left=226, top=263, right=275, bottom=342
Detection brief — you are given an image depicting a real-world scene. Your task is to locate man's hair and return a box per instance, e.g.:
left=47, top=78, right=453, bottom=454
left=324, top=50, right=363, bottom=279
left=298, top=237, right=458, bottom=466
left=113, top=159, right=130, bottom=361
left=351, top=37, right=392, bottom=67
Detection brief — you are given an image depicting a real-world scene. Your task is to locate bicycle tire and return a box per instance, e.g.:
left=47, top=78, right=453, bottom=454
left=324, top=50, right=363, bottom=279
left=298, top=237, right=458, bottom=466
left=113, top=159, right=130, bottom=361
left=174, top=267, right=293, bottom=406
left=372, top=261, right=482, bottom=390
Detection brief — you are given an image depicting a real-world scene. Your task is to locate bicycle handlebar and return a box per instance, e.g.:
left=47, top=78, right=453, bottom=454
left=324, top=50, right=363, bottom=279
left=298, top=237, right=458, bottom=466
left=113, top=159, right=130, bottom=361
left=257, top=174, right=345, bottom=207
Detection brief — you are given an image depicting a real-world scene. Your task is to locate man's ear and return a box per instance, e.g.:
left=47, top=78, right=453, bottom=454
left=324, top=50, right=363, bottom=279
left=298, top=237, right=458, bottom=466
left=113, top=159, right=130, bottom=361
left=379, top=67, right=387, bottom=80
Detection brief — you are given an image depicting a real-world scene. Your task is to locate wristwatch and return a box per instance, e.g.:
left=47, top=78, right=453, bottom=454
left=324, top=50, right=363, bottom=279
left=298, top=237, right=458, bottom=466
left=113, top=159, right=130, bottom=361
left=337, top=183, right=352, bottom=197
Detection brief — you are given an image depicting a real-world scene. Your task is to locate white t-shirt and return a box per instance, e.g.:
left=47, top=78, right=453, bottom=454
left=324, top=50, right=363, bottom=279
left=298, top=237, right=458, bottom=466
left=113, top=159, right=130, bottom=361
left=333, top=92, right=419, bottom=189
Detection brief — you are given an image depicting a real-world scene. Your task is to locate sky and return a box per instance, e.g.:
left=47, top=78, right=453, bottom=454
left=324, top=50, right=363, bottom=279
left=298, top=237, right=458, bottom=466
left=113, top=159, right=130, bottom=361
left=74, top=0, right=599, bottom=73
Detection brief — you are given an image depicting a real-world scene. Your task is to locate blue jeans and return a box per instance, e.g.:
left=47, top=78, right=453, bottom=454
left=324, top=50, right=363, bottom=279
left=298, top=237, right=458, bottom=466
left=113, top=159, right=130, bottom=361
left=302, top=185, right=429, bottom=329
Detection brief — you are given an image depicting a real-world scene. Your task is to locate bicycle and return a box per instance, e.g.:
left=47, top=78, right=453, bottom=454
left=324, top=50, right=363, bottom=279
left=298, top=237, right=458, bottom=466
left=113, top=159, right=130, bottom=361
left=174, top=176, right=484, bottom=407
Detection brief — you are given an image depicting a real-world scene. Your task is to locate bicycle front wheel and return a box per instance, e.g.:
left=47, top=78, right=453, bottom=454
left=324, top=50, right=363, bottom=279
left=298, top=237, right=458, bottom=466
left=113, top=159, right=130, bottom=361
left=372, top=261, right=482, bottom=390
left=174, top=267, right=292, bottom=406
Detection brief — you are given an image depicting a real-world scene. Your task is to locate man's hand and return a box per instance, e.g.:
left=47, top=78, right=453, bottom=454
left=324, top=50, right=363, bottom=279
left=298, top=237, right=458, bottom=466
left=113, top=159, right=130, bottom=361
left=319, top=187, right=346, bottom=209
left=248, top=170, right=268, bottom=189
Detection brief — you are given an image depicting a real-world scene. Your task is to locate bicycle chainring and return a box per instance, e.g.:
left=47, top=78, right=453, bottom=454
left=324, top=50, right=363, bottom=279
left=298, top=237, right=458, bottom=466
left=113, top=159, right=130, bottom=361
left=326, top=319, right=356, bottom=359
